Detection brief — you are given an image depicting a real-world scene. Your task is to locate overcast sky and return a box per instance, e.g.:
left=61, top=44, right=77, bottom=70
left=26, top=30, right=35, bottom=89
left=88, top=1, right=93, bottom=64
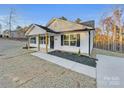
left=0, top=4, right=123, bottom=32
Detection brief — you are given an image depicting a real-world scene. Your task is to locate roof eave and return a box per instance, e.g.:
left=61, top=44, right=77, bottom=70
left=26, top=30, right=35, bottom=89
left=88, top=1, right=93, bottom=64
left=59, top=28, right=95, bottom=33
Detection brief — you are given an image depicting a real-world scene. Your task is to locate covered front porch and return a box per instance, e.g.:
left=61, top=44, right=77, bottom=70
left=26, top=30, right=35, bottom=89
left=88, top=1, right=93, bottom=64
left=27, top=33, right=55, bottom=53
left=25, top=24, right=58, bottom=53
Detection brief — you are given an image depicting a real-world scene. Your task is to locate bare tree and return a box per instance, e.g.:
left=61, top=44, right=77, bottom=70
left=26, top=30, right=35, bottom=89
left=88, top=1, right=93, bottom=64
left=113, top=9, right=123, bottom=52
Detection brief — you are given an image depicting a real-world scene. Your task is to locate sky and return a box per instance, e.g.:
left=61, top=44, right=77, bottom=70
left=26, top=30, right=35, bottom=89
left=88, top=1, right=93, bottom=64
left=0, top=4, right=123, bottom=31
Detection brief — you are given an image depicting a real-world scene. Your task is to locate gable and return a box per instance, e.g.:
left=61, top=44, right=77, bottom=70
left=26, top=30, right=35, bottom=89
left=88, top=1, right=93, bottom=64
left=47, top=18, right=92, bottom=32
left=26, top=25, right=46, bottom=36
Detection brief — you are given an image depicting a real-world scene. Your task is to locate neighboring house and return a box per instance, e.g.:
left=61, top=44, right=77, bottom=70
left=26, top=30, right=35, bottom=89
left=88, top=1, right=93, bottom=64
left=3, top=27, right=28, bottom=39
left=2, top=30, right=10, bottom=38
left=25, top=18, right=95, bottom=56
left=11, top=27, right=28, bottom=39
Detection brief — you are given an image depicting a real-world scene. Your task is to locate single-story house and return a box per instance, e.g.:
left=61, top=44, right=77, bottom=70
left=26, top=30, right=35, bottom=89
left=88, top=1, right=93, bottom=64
left=2, top=27, right=28, bottom=39
left=2, top=30, right=10, bottom=38
left=25, top=18, right=95, bottom=56
left=10, top=27, right=29, bottom=39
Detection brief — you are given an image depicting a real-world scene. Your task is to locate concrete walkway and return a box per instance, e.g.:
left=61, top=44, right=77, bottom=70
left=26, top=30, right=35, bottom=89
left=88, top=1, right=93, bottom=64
left=32, top=52, right=96, bottom=78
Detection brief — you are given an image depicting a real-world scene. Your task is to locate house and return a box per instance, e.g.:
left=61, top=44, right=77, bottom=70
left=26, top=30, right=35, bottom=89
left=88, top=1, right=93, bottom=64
left=10, top=27, right=28, bottom=39
left=25, top=18, right=95, bottom=56
left=2, top=30, right=10, bottom=38
left=3, top=26, right=28, bottom=39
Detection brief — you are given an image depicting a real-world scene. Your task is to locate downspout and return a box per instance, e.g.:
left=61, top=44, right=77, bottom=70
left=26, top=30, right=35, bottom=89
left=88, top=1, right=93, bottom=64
left=89, top=31, right=91, bottom=56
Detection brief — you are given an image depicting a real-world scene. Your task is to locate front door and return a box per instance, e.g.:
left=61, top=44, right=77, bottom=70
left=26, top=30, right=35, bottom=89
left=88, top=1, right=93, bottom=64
left=50, top=36, right=54, bottom=49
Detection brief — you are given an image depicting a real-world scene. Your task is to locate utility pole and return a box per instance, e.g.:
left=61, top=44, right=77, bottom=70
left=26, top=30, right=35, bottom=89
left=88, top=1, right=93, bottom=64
left=8, top=8, right=13, bottom=37
left=0, top=24, right=1, bottom=34
left=8, top=8, right=16, bottom=38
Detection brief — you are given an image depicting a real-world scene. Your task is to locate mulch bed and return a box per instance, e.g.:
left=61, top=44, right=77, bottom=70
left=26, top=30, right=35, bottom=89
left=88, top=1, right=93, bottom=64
left=48, top=50, right=96, bottom=67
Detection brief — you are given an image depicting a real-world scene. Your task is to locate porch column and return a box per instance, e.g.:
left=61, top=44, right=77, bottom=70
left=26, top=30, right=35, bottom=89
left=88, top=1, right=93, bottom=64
left=46, top=32, right=48, bottom=53
left=38, top=34, right=40, bottom=51
left=27, top=36, right=30, bottom=50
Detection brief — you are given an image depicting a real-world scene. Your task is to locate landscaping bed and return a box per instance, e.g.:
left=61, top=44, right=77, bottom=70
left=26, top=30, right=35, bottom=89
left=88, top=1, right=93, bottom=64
left=48, top=50, right=96, bottom=67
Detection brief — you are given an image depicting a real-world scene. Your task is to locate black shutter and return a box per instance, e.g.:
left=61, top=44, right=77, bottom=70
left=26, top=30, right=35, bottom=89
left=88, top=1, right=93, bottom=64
left=61, top=35, right=63, bottom=46
left=77, top=34, right=80, bottom=47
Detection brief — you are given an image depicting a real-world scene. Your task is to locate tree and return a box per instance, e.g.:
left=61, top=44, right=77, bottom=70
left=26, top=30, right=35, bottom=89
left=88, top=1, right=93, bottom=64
left=59, top=16, right=67, bottom=20
left=16, top=25, right=22, bottom=30
left=94, top=28, right=102, bottom=48
left=75, top=18, right=82, bottom=23
left=102, top=16, right=113, bottom=50
left=110, top=8, right=123, bottom=52
left=95, top=7, right=124, bottom=53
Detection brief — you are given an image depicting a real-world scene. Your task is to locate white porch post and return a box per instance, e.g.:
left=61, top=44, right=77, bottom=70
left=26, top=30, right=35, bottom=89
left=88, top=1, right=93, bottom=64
left=27, top=36, right=30, bottom=50
left=38, top=34, right=40, bottom=51
left=46, top=32, right=48, bottom=53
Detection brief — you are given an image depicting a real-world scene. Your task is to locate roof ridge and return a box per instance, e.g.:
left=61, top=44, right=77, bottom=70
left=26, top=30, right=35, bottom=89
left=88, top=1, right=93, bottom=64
left=52, top=18, right=92, bottom=28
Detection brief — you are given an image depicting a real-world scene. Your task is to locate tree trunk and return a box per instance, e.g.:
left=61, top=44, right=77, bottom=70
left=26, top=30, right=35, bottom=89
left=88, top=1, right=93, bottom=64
left=113, top=23, right=116, bottom=51
left=119, top=26, right=122, bottom=52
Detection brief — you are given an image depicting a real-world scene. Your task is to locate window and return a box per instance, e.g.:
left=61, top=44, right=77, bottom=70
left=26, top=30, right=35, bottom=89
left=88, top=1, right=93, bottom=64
left=30, top=37, right=36, bottom=44
left=39, top=36, right=46, bottom=44
left=63, top=35, right=69, bottom=45
left=70, top=34, right=77, bottom=46
left=62, top=34, right=80, bottom=47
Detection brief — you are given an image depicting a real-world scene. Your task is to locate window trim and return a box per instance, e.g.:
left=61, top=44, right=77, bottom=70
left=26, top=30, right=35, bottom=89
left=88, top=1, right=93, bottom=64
left=63, top=34, right=78, bottom=46
left=70, top=34, right=77, bottom=46
left=63, top=34, right=69, bottom=46
left=39, top=35, right=46, bottom=44
left=30, top=36, right=36, bottom=44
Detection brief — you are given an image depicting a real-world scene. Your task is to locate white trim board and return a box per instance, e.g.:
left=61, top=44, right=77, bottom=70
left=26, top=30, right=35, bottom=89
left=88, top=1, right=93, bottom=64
left=31, top=52, right=96, bottom=78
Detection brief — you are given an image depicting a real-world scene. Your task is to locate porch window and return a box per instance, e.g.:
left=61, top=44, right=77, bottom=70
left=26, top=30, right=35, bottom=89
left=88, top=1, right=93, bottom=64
left=39, top=36, right=46, bottom=44
left=63, top=35, right=69, bottom=45
left=30, top=37, right=36, bottom=44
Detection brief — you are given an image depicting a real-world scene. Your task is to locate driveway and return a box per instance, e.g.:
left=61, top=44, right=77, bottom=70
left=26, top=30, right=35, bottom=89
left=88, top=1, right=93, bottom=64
left=0, top=39, right=96, bottom=88
left=97, top=54, right=124, bottom=88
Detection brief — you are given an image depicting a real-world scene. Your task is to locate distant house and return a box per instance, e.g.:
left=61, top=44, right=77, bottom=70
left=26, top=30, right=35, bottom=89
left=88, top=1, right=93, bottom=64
left=3, top=27, right=28, bottom=39
left=25, top=18, right=95, bottom=56
left=10, top=27, right=28, bottom=39
left=2, top=30, right=10, bottom=38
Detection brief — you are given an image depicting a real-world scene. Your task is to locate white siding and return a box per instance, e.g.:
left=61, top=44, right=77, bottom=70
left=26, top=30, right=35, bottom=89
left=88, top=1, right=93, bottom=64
left=28, top=26, right=46, bottom=35
left=54, top=32, right=91, bottom=55
left=54, top=35, right=61, bottom=50
left=29, top=31, right=93, bottom=55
